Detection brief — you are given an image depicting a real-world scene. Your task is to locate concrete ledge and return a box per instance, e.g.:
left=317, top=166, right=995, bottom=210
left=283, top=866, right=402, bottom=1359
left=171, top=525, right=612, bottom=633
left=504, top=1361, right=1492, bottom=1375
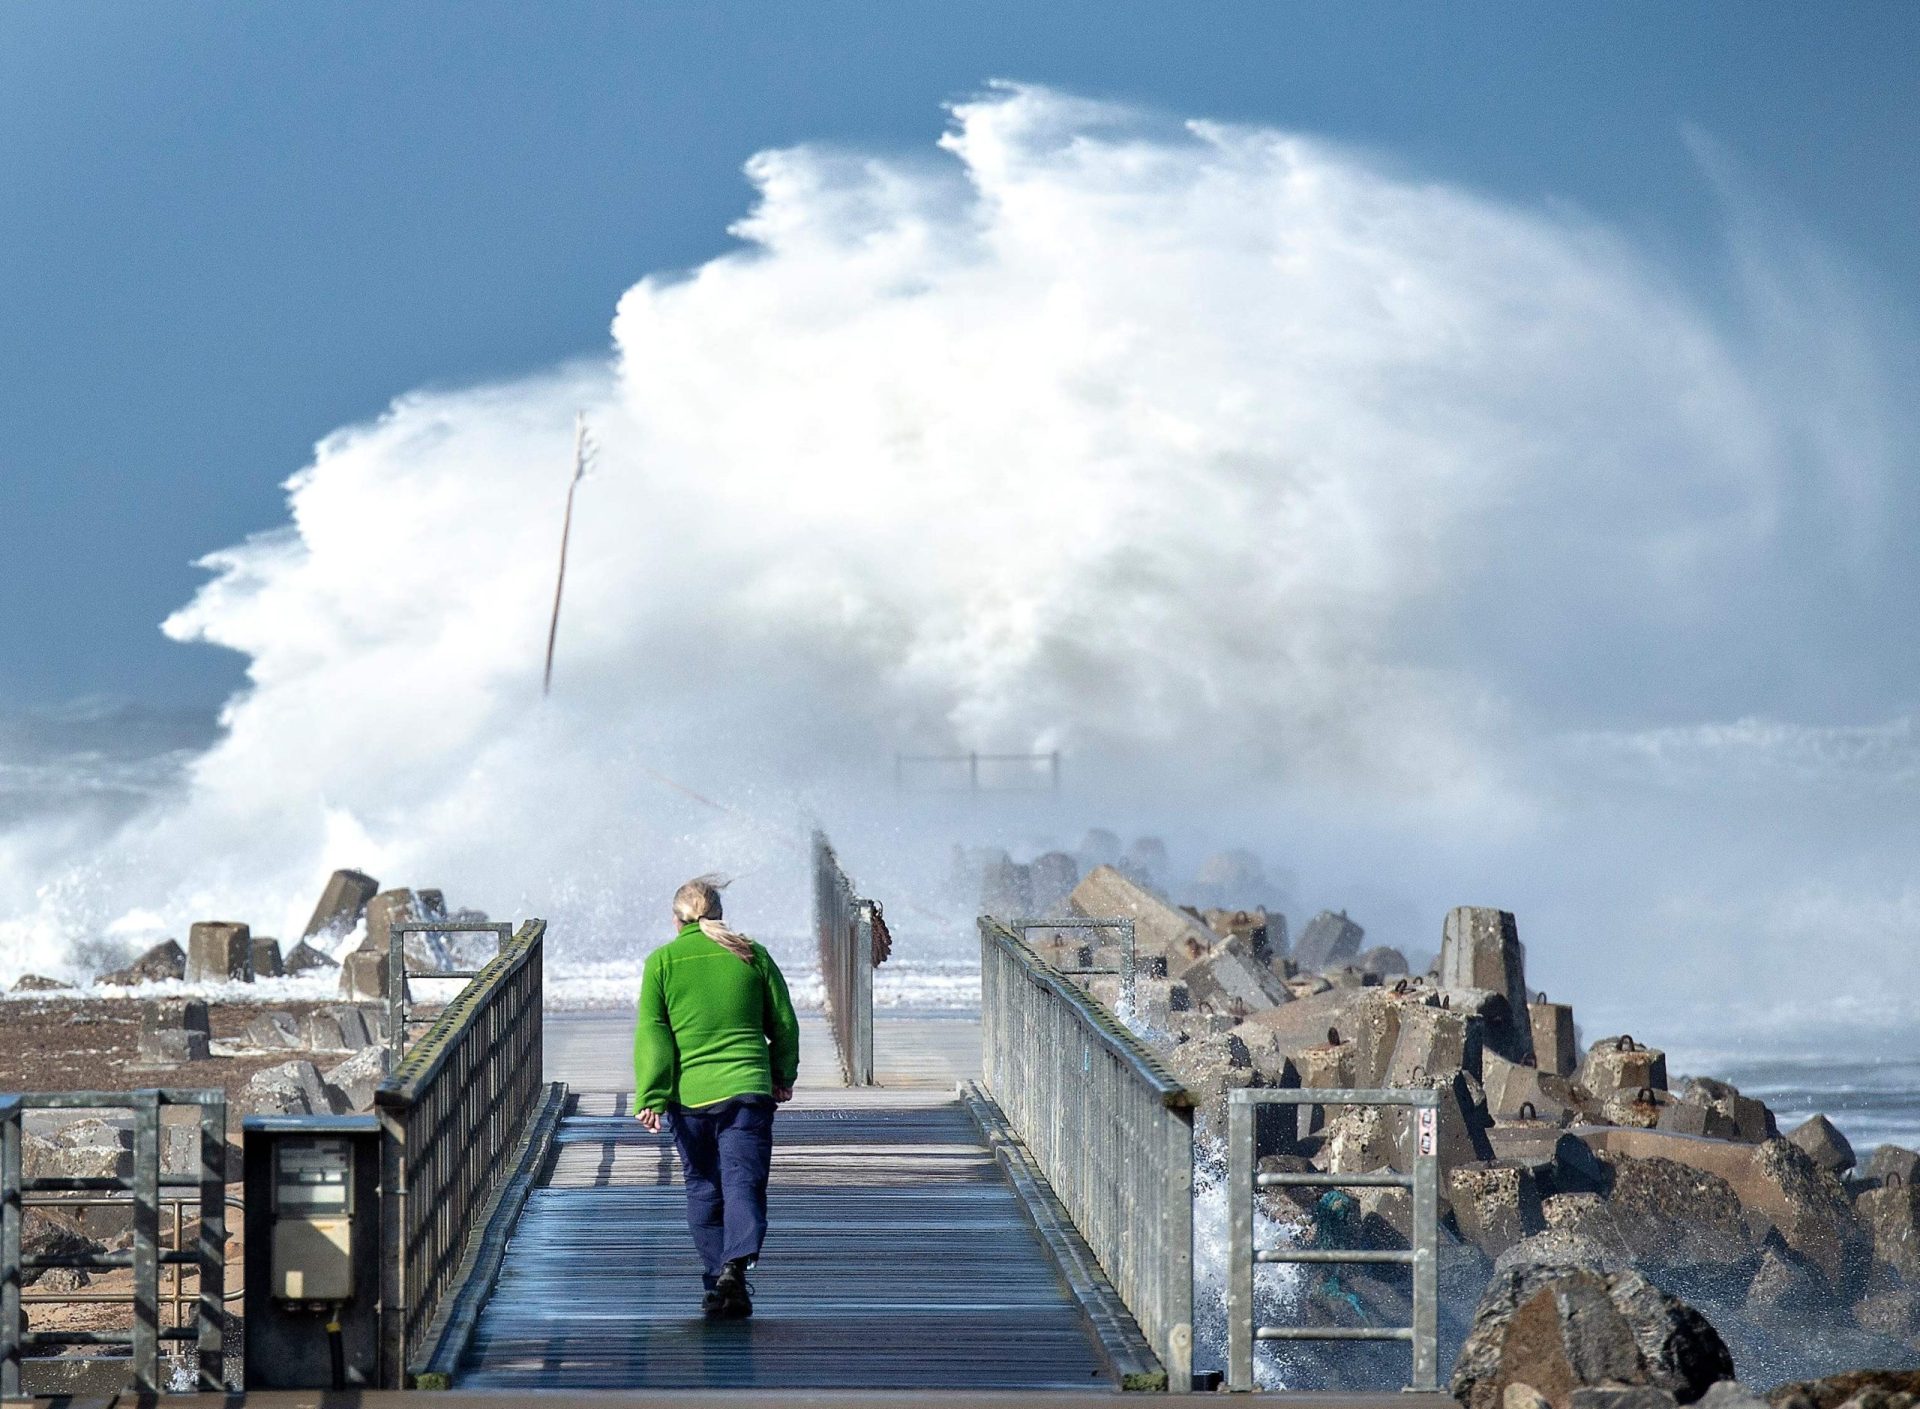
left=411, top=1080, right=569, bottom=1385
left=958, top=1079, right=1165, bottom=1391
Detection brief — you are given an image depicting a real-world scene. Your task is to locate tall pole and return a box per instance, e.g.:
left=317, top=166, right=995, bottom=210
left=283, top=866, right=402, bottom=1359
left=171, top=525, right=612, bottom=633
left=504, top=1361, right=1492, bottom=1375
left=543, top=412, right=591, bottom=697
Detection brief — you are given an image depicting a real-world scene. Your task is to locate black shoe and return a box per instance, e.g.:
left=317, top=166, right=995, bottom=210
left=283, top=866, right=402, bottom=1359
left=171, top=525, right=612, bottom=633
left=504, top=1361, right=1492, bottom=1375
left=711, top=1258, right=754, bottom=1320
left=700, top=1286, right=727, bottom=1317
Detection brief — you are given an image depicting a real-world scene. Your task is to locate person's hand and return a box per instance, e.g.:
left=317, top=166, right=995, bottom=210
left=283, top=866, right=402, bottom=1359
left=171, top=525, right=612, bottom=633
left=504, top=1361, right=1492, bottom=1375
left=772, top=1086, right=794, bottom=1105
left=636, top=1107, right=663, bottom=1133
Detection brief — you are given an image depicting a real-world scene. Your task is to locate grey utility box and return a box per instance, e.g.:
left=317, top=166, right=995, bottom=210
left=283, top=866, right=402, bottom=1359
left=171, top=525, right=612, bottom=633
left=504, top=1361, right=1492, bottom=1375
left=243, top=1115, right=383, bottom=1389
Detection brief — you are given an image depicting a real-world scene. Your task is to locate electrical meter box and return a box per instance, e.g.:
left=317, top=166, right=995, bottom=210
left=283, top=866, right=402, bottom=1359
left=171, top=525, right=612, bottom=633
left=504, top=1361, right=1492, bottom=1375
left=243, top=1115, right=383, bottom=1388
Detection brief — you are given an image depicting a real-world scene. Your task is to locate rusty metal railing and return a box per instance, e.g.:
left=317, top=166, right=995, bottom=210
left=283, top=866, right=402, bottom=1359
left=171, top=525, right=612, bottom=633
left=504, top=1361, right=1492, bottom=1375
left=1225, top=1087, right=1440, bottom=1392
left=812, top=832, right=890, bottom=1086
left=980, top=918, right=1194, bottom=1391
left=374, top=918, right=543, bottom=1386
left=0, top=1089, right=228, bottom=1395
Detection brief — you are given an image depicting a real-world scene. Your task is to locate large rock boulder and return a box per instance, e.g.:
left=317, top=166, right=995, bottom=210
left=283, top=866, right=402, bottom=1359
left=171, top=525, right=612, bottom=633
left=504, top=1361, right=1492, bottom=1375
left=185, top=921, right=253, bottom=984
left=1067, top=864, right=1218, bottom=977
left=1294, top=909, right=1364, bottom=973
left=1453, top=1236, right=1734, bottom=1409
left=1767, top=1371, right=1920, bottom=1409
left=98, top=939, right=186, bottom=987
left=1601, top=1154, right=1755, bottom=1274
left=11, top=973, right=71, bottom=992
left=1746, top=1137, right=1869, bottom=1292
left=301, top=868, right=379, bottom=943
left=1439, top=907, right=1533, bottom=1061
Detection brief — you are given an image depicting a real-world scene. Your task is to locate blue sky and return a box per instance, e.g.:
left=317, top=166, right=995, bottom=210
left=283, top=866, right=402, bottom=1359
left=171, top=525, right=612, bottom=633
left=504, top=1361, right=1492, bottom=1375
left=3, top=2, right=1916, bottom=710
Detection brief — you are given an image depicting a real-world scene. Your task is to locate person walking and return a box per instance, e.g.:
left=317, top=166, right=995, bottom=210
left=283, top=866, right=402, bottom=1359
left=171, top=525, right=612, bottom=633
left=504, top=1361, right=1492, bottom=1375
left=634, top=877, right=801, bottom=1320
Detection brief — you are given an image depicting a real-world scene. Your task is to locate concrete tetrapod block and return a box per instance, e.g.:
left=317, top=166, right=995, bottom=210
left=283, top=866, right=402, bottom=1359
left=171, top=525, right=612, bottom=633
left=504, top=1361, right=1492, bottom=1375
left=338, top=947, right=390, bottom=1002
left=246, top=1011, right=302, bottom=1050
left=1529, top=1002, right=1578, bottom=1077
left=185, top=921, right=253, bottom=984
left=1576, top=1037, right=1667, bottom=1099
left=135, top=1029, right=209, bottom=1065
left=99, top=939, right=186, bottom=987
left=1067, top=863, right=1218, bottom=977
left=1293, top=909, right=1364, bottom=973
left=139, top=998, right=210, bottom=1038
left=1182, top=934, right=1291, bottom=1017
left=1449, top=1160, right=1546, bottom=1258
left=283, top=939, right=339, bottom=974
left=1786, top=1113, right=1855, bottom=1175
left=301, top=868, right=379, bottom=942
left=250, top=937, right=285, bottom=978
left=1438, top=907, right=1531, bottom=1047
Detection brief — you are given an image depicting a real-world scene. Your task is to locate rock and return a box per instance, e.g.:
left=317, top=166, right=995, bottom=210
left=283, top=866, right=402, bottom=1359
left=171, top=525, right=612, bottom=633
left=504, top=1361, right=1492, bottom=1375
left=1744, top=1246, right=1818, bottom=1315
left=1863, top=1144, right=1920, bottom=1190
left=247, top=1011, right=302, bottom=1049
left=304, top=1005, right=373, bottom=1053
left=1451, top=1161, right=1547, bottom=1258
left=1438, top=908, right=1532, bottom=1059
left=1164, top=1035, right=1262, bottom=1132
left=11, top=973, right=72, bottom=992
left=22, top=1212, right=103, bottom=1287
left=185, top=921, right=253, bottom=984
left=1766, top=1371, right=1920, bottom=1409
left=1285, top=973, right=1332, bottom=998
left=1201, top=908, right=1278, bottom=963
left=1696, top=1383, right=1768, bottom=1409
left=250, top=936, right=285, bottom=978
left=1182, top=934, right=1292, bottom=1017
left=1294, top=910, right=1364, bottom=973
left=1492, top=1229, right=1629, bottom=1280
left=1601, top=1154, right=1754, bottom=1271
left=1028, top=852, right=1080, bottom=915
left=1355, top=945, right=1408, bottom=977
left=24, top=1121, right=132, bottom=1182
left=1856, top=1179, right=1920, bottom=1283
left=1570, top=1391, right=1679, bottom=1409
left=1785, top=1114, right=1855, bottom=1176
left=1851, top=1285, right=1920, bottom=1339
left=1508, top=1384, right=1555, bottom=1409
left=301, top=868, right=380, bottom=942
left=1577, top=1037, right=1668, bottom=1099
left=1131, top=977, right=1191, bottom=1029
left=979, top=854, right=1034, bottom=919
left=1485, top=1051, right=1577, bottom=1124
left=1067, top=865, right=1218, bottom=978
left=283, top=939, right=340, bottom=974
left=242, top=1060, right=340, bottom=1117
left=1530, top=1002, right=1579, bottom=1077
left=1453, top=1254, right=1732, bottom=1409
left=339, top=947, right=390, bottom=1002
left=1489, top=1130, right=1609, bottom=1198
left=323, top=1045, right=393, bottom=1111
left=98, top=939, right=186, bottom=986
left=1123, top=836, right=1168, bottom=887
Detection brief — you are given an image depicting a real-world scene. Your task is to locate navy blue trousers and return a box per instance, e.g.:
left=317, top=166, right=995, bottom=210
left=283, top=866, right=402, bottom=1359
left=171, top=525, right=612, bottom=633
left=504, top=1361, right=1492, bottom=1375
left=668, top=1094, right=775, bottom=1285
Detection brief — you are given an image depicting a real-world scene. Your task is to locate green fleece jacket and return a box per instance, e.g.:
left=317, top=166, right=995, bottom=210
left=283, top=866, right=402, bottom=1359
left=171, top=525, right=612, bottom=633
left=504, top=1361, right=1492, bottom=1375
left=632, top=922, right=801, bottom=1114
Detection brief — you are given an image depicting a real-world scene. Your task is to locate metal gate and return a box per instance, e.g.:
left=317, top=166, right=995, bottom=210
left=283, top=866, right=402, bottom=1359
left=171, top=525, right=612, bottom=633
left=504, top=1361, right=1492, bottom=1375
left=1225, top=1086, right=1439, bottom=1392
left=0, top=1088, right=228, bottom=1395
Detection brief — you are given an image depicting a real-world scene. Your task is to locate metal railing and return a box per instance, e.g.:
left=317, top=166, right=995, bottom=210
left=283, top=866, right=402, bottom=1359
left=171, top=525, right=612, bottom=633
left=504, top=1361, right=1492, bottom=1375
left=1225, top=1087, right=1439, bottom=1393
left=980, top=919, right=1194, bottom=1391
left=1008, top=916, right=1137, bottom=1012
left=374, top=918, right=544, bottom=1386
left=894, top=750, right=1061, bottom=794
left=388, top=920, right=514, bottom=1057
left=813, top=832, right=890, bottom=1086
left=0, top=1089, right=228, bottom=1395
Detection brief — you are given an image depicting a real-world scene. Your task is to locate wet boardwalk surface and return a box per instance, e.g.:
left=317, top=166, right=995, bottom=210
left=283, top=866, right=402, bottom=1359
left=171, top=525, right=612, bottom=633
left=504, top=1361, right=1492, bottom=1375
left=456, top=1013, right=1111, bottom=1391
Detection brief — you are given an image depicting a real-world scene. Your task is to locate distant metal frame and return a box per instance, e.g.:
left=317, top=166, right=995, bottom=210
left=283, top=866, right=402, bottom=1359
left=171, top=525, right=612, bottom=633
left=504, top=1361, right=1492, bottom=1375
left=1008, top=917, right=1136, bottom=1013
left=0, top=1088, right=228, bottom=1395
left=388, top=921, right=515, bottom=1057
left=894, top=750, right=1061, bottom=794
left=1225, top=1087, right=1440, bottom=1393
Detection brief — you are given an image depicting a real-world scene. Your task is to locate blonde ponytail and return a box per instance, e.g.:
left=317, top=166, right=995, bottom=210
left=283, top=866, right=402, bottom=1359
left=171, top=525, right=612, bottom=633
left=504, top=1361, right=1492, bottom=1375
left=672, top=876, right=755, bottom=962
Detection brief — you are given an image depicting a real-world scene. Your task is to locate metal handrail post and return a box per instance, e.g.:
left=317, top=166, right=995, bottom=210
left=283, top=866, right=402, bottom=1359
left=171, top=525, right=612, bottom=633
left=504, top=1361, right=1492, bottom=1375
left=2, top=1097, right=19, bottom=1401
left=130, top=1090, right=160, bottom=1393
left=192, top=1092, right=227, bottom=1390
left=1224, top=1087, right=1441, bottom=1393
left=1010, top=917, right=1136, bottom=1013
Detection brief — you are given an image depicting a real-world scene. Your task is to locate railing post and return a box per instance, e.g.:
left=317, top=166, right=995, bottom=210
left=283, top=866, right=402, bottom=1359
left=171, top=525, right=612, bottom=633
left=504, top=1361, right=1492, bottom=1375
left=1, top=1098, right=20, bottom=1401
left=1165, top=1105, right=1194, bottom=1393
left=196, top=1095, right=227, bottom=1390
left=1227, top=1090, right=1255, bottom=1392
left=1413, top=1101, right=1440, bottom=1392
left=130, top=1091, right=160, bottom=1393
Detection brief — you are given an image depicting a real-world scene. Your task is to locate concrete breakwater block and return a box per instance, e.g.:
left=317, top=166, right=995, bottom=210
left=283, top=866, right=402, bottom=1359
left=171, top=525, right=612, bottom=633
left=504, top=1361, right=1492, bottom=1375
left=250, top=936, right=284, bottom=978
left=302, top=868, right=379, bottom=942
left=98, top=938, right=186, bottom=986
left=185, top=920, right=253, bottom=984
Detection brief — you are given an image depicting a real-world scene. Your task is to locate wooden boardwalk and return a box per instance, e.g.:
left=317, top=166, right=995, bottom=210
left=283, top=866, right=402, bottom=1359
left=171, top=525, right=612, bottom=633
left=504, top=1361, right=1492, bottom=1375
left=456, top=1013, right=1116, bottom=1391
